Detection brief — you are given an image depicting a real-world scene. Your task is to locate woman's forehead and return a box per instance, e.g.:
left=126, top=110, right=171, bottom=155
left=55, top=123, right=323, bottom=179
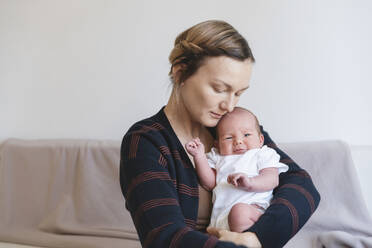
left=202, top=57, right=252, bottom=85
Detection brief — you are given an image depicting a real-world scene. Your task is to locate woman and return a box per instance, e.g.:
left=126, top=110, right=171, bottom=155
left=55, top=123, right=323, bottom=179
left=120, top=20, right=320, bottom=248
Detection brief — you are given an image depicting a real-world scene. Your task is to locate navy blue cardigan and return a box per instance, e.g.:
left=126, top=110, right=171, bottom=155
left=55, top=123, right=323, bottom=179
left=120, top=107, right=320, bottom=248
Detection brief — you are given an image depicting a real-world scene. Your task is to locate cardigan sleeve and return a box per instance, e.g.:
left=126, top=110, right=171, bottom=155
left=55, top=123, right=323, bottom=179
left=247, top=127, right=321, bottom=248
left=119, top=129, right=247, bottom=248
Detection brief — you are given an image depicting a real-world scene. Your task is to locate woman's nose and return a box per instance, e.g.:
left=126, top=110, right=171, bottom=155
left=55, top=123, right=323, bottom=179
left=226, top=101, right=234, bottom=112
left=221, top=97, right=235, bottom=112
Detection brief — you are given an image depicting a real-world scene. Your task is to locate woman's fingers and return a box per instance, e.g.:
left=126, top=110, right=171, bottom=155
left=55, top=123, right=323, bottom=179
left=207, top=228, right=262, bottom=247
left=217, top=230, right=233, bottom=242
left=206, top=227, right=223, bottom=237
left=208, top=228, right=239, bottom=242
left=207, top=227, right=232, bottom=240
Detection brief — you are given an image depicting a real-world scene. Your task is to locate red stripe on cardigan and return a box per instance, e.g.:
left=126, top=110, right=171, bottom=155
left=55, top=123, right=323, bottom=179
left=280, top=183, right=316, bottom=213
left=135, top=198, right=179, bottom=224
left=184, top=218, right=197, bottom=229
left=126, top=171, right=172, bottom=199
left=203, top=235, right=219, bottom=248
left=144, top=222, right=173, bottom=248
left=170, top=226, right=192, bottom=248
left=151, top=122, right=164, bottom=130
left=178, top=184, right=199, bottom=197
left=158, top=154, right=167, bottom=167
left=129, top=134, right=140, bottom=159
left=159, top=146, right=171, bottom=155
left=129, top=123, right=165, bottom=159
left=133, top=123, right=164, bottom=135
left=271, top=197, right=299, bottom=237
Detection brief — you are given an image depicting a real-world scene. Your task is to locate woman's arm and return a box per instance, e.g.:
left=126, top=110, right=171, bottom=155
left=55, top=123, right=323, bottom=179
left=120, top=127, right=247, bottom=248
left=246, top=127, right=321, bottom=248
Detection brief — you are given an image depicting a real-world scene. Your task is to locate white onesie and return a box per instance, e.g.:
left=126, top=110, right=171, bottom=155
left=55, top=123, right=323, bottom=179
left=206, top=145, right=289, bottom=230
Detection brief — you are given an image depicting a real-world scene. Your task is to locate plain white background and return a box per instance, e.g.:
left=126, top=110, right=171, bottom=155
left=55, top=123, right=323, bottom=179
left=0, top=0, right=371, bottom=212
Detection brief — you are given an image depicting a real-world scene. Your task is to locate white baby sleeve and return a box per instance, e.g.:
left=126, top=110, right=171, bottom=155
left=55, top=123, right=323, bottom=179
left=206, top=147, right=220, bottom=169
left=257, top=146, right=289, bottom=174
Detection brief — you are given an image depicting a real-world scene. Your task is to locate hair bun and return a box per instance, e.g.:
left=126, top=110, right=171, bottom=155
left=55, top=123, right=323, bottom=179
left=179, top=40, right=204, bottom=55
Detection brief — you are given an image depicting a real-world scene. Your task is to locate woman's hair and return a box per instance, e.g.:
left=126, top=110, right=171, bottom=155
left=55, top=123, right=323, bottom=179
left=168, top=20, right=255, bottom=84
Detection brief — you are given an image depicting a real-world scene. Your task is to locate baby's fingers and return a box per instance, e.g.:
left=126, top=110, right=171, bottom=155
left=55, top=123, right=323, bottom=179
left=195, top=137, right=202, bottom=145
left=227, top=174, right=238, bottom=186
left=185, top=142, right=196, bottom=151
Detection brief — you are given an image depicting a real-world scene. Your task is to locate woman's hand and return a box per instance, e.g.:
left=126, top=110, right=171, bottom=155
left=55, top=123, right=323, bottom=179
left=207, top=227, right=262, bottom=248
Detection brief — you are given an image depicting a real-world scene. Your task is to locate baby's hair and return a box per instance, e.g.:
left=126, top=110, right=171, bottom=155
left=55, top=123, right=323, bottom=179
left=217, top=107, right=262, bottom=137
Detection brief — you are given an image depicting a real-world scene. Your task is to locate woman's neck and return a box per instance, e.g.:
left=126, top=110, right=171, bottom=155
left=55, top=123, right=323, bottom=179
left=164, top=91, right=208, bottom=143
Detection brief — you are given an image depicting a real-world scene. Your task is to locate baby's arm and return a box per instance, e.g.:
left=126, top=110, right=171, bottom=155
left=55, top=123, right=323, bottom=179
left=185, top=138, right=216, bottom=191
left=228, top=168, right=279, bottom=192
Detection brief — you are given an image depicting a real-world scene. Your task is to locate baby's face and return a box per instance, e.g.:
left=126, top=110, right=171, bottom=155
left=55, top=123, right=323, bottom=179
left=216, top=111, right=264, bottom=155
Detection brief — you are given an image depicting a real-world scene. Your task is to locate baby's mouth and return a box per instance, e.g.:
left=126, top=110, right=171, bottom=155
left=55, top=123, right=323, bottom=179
left=234, top=148, right=247, bottom=154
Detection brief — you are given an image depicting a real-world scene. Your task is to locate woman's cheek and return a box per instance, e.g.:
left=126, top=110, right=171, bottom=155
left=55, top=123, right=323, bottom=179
left=233, top=96, right=240, bottom=107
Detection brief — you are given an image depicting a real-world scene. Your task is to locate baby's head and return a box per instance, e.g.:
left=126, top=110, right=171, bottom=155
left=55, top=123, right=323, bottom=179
left=216, top=107, right=264, bottom=155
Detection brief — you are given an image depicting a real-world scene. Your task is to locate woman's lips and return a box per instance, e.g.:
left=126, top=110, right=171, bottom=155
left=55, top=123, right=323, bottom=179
left=210, top=111, right=223, bottom=119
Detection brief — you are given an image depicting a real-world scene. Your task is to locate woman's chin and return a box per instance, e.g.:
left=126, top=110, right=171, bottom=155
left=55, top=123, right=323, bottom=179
left=203, top=119, right=219, bottom=127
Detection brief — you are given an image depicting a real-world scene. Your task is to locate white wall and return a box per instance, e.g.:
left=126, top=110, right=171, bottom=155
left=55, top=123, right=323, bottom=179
left=1, top=0, right=371, bottom=208
left=1, top=0, right=371, bottom=145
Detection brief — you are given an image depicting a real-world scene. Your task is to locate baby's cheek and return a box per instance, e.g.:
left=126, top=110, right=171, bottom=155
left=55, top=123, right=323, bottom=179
left=219, top=143, right=232, bottom=155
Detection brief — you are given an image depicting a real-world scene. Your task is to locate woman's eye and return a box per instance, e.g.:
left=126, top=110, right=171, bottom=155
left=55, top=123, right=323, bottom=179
left=225, top=137, right=233, bottom=140
left=235, top=88, right=248, bottom=97
left=244, top=133, right=250, bottom=137
left=213, top=87, right=224, bottom=93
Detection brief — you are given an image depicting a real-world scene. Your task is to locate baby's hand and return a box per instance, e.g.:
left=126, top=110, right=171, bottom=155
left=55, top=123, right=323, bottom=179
left=227, top=173, right=253, bottom=191
left=185, top=138, right=205, bottom=157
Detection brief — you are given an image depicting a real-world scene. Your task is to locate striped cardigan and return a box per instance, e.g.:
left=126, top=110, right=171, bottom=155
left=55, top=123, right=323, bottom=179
left=120, top=107, right=320, bottom=248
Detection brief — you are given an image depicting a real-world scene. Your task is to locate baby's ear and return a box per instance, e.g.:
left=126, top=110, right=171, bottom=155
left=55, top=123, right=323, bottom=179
left=259, top=134, right=264, bottom=147
left=214, top=140, right=219, bottom=149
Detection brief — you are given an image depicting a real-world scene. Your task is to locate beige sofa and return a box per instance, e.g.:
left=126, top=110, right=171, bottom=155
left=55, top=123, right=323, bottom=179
left=0, top=139, right=371, bottom=248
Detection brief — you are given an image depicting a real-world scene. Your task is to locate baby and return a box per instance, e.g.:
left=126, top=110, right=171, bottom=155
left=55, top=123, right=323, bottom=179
left=185, top=107, right=288, bottom=232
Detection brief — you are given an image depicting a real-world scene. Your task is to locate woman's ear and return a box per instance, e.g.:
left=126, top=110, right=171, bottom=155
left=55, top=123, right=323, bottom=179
left=171, top=63, right=186, bottom=84
left=214, top=140, right=219, bottom=149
